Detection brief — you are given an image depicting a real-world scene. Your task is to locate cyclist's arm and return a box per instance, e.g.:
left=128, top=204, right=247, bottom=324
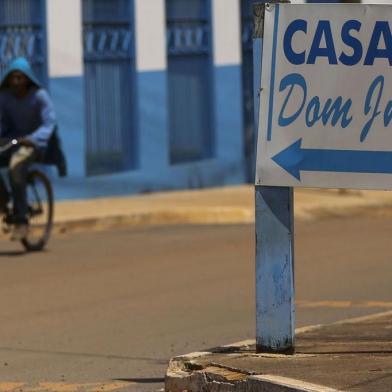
left=0, top=93, right=10, bottom=138
left=26, top=89, right=56, bottom=148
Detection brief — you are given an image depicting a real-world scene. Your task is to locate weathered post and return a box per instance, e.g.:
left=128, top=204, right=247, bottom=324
left=253, top=1, right=295, bottom=354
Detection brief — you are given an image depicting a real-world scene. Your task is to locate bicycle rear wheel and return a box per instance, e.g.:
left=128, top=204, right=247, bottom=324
left=21, top=170, right=53, bottom=251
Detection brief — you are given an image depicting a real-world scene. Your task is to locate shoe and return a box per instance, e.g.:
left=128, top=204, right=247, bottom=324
left=11, top=223, right=28, bottom=241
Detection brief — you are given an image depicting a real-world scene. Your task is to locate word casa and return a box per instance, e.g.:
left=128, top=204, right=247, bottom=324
left=284, top=19, right=392, bottom=66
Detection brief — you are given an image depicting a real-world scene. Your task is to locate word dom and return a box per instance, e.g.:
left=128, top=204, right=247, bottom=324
left=278, top=73, right=392, bottom=142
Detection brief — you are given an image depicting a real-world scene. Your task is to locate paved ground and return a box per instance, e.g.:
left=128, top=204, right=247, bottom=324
left=0, top=214, right=391, bottom=391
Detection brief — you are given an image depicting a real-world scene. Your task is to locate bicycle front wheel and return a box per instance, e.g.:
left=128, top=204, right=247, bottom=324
left=21, top=170, right=54, bottom=251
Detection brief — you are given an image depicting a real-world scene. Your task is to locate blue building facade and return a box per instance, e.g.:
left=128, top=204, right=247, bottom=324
left=48, top=0, right=245, bottom=199
left=0, top=0, right=362, bottom=199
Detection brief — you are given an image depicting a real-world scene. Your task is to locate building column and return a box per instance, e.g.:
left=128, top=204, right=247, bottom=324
left=46, top=0, right=85, bottom=177
left=212, top=0, right=244, bottom=163
left=134, top=0, right=169, bottom=173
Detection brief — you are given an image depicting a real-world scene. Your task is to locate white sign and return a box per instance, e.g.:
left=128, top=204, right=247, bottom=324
left=256, top=4, right=392, bottom=190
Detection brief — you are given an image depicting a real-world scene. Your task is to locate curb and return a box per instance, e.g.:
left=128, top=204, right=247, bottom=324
left=53, top=200, right=392, bottom=235
left=165, top=345, right=336, bottom=392
left=52, top=207, right=254, bottom=234
left=50, top=185, right=392, bottom=235
left=165, top=355, right=339, bottom=392
left=165, top=310, right=392, bottom=392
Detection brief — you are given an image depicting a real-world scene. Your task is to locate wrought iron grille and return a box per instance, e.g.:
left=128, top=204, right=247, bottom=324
left=166, top=0, right=213, bottom=164
left=0, top=0, right=47, bottom=86
left=82, top=0, right=135, bottom=176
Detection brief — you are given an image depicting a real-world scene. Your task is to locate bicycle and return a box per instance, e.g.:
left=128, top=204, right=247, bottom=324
left=0, top=139, right=53, bottom=251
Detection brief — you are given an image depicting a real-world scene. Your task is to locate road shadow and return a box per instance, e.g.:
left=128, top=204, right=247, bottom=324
left=115, top=378, right=165, bottom=384
left=0, top=346, right=168, bottom=363
left=0, top=250, right=26, bottom=257
left=0, top=248, right=51, bottom=257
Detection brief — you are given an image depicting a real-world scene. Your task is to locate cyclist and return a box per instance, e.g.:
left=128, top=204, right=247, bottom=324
left=0, top=57, right=56, bottom=240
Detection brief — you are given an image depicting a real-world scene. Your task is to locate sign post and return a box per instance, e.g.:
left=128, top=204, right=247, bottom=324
left=254, top=1, right=295, bottom=354
left=255, top=1, right=392, bottom=353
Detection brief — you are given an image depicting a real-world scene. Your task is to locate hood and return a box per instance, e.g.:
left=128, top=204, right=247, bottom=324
left=0, top=57, right=41, bottom=89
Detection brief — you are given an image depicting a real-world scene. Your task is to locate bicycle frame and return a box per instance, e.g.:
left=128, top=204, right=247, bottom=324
left=0, top=138, right=54, bottom=250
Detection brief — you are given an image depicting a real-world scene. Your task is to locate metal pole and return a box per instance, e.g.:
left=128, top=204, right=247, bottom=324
left=253, top=1, right=295, bottom=354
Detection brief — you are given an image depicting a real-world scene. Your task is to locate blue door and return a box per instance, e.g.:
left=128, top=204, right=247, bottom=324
left=0, top=0, right=48, bottom=86
left=241, top=0, right=258, bottom=182
left=166, top=0, right=213, bottom=164
left=82, top=0, right=136, bottom=176
left=241, top=0, right=258, bottom=183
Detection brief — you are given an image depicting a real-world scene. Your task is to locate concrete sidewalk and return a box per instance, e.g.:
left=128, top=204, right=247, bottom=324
left=165, top=311, right=392, bottom=392
left=53, top=185, right=392, bottom=233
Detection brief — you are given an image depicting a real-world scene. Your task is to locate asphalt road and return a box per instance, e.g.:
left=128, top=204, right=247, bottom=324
left=0, top=216, right=391, bottom=391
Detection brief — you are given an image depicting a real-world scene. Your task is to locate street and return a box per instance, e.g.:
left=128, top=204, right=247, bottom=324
left=0, top=216, right=391, bottom=391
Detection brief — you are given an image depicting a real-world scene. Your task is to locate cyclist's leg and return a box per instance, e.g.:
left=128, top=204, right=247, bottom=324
left=0, top=152, right=12, bottom=214
left=0, top=175, right=9, bottom=212
left=9, top=146, right=37, bottom=224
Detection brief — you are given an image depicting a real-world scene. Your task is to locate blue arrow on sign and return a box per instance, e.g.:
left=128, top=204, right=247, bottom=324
left=272, top=138, right=392, bottom=181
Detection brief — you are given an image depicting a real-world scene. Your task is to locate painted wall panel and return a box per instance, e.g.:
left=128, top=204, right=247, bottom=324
left=212, top=0, right=241, bottom=66
left=52, top=157, right=244, bottom=200
left=47, top=0, right=83, bottom=77
left=50, top=76, right=85, bottom=177
left=134, top=0, right=167, bottom=71
left=137, top=70, right=169, bottom=173
left=214, top=65, right=244, bottom=161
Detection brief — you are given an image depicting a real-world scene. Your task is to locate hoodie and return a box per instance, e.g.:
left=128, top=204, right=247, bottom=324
left=0, top=57, right=56, bottom=149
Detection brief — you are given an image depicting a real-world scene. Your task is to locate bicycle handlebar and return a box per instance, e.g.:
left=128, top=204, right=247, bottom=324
left=0, top=139, right=18, bottom=154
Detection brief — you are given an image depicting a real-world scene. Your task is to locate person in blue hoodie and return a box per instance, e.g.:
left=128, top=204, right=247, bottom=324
left=0, top=57, right=56, bottom=240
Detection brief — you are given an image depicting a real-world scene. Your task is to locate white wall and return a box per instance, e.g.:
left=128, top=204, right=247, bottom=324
left=212, top=0, right=241, bottom=66
left=362, top=0, right=392, bottom=3
left=134, top=0, right=167, bottom=72
left=46, top=0, right=83, bottom=78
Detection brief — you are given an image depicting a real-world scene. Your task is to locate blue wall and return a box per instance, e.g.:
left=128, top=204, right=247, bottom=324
left=50, top=76, right=85, bottom=178
left=49, top=63, right=246, bottom=200
left=137, top=70, right=169, bottom=174
left=214, top=65, right=244, bottom=162
left=0, top=0, right=248, bottom=201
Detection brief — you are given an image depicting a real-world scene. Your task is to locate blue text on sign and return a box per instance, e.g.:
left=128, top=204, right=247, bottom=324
left=278, top=74, right=392, bottom=141
left=283, top=20, right=392, bottom=66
